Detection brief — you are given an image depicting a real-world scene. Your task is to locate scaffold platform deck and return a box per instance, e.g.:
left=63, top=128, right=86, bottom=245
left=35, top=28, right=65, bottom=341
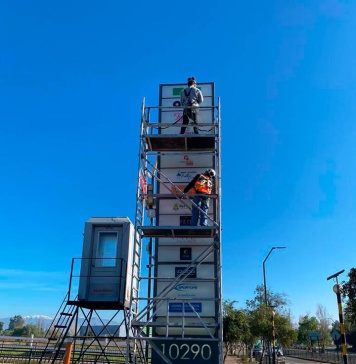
left=145, top=134, right=217, bottom=151
left=137, top=225, right=217, bottom=238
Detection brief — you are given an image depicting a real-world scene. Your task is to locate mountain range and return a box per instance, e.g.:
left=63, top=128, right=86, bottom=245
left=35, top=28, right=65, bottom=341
left=0, top=315, right=120, bottom=331
left=0, top=315, right=54, bottom=330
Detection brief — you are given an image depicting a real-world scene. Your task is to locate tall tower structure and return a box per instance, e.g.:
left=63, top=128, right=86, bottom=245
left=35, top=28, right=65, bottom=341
left=37, top=81, right=220, bottom=364
left=131, top=81, right=222, bottom=363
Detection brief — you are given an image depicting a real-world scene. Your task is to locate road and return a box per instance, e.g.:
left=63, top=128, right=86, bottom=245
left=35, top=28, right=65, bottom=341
left=285, top=357, right=328, bottom=364
left=224, top=356, right=339, bottom=364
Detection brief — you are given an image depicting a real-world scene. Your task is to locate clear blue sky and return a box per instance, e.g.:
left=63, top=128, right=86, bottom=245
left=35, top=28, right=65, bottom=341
left=1, top=0, right=355, bottom=326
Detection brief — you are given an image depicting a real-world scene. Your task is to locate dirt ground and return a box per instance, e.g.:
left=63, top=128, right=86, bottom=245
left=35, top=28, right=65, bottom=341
left=224, top=355, right=243, bottom=363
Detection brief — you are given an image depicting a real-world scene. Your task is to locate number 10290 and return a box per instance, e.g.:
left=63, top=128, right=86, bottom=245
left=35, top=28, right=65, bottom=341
left=152, top=340, right=219, bottom=363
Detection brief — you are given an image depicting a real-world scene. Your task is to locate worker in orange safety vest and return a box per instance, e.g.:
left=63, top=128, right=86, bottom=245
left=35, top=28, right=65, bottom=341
left=183, top=168, right=216, bottom=226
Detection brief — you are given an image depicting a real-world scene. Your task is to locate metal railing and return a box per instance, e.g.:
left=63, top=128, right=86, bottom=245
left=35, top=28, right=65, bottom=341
left=285, top=348, right=356, bottom=364
left=0, top=339, right=133, bottom=363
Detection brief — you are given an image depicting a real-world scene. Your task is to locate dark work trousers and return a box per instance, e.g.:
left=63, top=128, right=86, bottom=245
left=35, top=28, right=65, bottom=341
left=180, top=108, right=200, bottom=134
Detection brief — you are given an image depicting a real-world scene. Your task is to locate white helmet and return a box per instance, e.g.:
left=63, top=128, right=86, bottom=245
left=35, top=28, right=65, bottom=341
left=205, top=168, right=216, bottom=178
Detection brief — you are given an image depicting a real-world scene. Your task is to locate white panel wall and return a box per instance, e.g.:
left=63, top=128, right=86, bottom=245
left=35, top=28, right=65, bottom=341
left=160, top=84, right=213, bottom=98
left=159, top=168, right=200, bottom=183
left=157, top=245, right=214, bottom=262
left=155, top=300, right=216, bottom=317
left=152, top=83, right=217, bottom=336
left=154, top=317, right=216, bottom=336
left=160, top=107, right=214, bottom=124
left=159, top=83, right=215, bottom=135
left=158, top=199, right=192, bottom=215
left=156, top=264, right=215, bottom=277
left=160, top=96, right=214, bottom=108
left=160, top=109, right=213, bottom=123
left=158, top=199, right=213, bottom=215
left=159, top=154, right=213, bottom=168
left=158, top=214, right=214, bottom=226
left=158, top=237, right=215, bottom=246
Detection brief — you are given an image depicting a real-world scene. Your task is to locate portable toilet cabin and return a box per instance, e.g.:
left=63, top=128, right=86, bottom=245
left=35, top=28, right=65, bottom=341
left=77, top=217, right=134, bottom=309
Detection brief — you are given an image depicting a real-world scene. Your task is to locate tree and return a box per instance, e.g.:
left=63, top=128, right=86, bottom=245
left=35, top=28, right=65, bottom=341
left=342, top=268, right=356, bottom=328
left=36, top=316, right=48, bottom=333
left=0, top=322, right=4, bottom=332
left=297, top=315, right=319, bottom=345
left=8, top=315, right=25, bottom=330
left=274, top=312, right=297, bottom=347
left=316, top=304, right=331, bottom=350
left=246, top=285, right=289, bottom=313
left=222, top=300, right=252, bottom=362
left=12, top=324, right=43, bottom=337
left=246, top=285, right=293, bottom=363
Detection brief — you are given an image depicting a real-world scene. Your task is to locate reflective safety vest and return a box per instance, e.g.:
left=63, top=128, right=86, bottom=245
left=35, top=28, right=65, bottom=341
left=194, top=174, right=213, bottom=194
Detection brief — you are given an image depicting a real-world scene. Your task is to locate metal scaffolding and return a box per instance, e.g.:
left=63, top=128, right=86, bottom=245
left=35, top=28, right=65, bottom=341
left=130, top=82, right=222, bottom=364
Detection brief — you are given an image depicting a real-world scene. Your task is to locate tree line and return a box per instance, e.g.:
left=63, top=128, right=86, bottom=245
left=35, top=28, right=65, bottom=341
left=0, top=315, right=47, bottom=337
left=342, top=267, right=356, bottom=348
left=223, top=268, right=356, bottom=362
left=223, top=285, right=296, bottom=362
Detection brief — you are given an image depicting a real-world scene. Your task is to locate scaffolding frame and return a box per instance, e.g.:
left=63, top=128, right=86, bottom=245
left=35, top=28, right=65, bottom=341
left=129, top=91, right=223, bottom=363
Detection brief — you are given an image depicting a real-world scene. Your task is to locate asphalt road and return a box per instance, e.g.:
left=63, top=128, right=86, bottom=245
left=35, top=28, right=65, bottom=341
left=285, top=357, right=331, bottom=364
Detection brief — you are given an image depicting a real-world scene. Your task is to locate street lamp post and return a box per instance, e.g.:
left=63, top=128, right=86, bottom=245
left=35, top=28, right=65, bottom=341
left=263, top=247, right=286, bottom=306
left=327, top=269, right=348, bottom=364
left=263, top=246, right=286, bottom=364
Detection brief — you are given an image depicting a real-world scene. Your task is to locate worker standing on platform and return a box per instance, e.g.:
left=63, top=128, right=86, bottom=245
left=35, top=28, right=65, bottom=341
left=183, top=168, right=216, bottom=226
left=180, top=77, right=204, bottom=134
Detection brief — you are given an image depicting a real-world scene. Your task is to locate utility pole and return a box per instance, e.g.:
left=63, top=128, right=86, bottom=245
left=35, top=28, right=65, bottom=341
left=262, top=246, right=286, bottom=364
left=327, top=269, right=348, bottom=364
left=263, top=247, right=286, bottom=306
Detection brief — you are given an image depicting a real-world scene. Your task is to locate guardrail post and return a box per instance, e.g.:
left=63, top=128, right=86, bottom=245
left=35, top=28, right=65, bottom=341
left=27, top=346, right=33, bottom=364
left=63, top=341, right=73, bottom=364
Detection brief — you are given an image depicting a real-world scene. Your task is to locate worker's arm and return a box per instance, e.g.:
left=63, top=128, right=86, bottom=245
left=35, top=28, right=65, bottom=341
left=197, top=89, right=203, bottom=105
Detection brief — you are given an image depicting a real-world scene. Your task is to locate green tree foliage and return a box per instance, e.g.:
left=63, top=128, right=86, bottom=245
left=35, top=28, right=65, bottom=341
left=222, top=300, right=252, bottom=361
left=0, top=321, right=4, bottom=332
left=248, top=305, right=272, bottom=345
left=245, top=285, right=295, bottom=362
left=341, top=268, right=356, bottom=348
left=12, top=324, right=45, bottom=337
left=8, top=315, right=25, bottom=330
left=342, top=268, right=356, bottom=328
left=297, top=315, right=319, bottom=344
left=274, top=313, right=297, bottom=347
left=246, top=285, right=289, bottom=313
left=5, top=316, right=46, bottom=338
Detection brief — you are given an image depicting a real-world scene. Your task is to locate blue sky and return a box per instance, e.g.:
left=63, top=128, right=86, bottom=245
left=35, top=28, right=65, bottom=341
left=1, top=0, right=355, bottom=326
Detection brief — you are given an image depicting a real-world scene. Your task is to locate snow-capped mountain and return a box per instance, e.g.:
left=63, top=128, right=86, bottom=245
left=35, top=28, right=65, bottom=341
left=0, top=315, right=54, bottom=330
left=23, top=315, right=53, bottom=321
left=0, top=315, right=119, bottom=331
